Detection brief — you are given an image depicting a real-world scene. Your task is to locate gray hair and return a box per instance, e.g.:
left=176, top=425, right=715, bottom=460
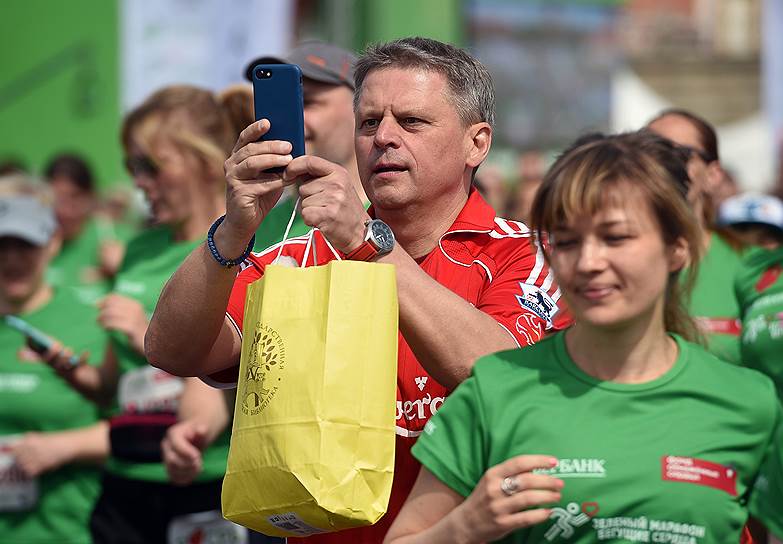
left=353, top=37, right=495, bottom=128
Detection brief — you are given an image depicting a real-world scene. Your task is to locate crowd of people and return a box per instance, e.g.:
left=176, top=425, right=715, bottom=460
left=1, top=35, right=783, bottom=544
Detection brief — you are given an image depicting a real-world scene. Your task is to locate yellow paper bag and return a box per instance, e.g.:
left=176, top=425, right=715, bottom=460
left=222, top=260, right=398, bottom=537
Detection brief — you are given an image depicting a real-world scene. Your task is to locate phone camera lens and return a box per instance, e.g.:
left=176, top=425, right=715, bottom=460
left=255, top=68, right=264, bottom=79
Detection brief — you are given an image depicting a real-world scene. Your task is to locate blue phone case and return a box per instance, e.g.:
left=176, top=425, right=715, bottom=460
left=5, top=315, right=80, bottom=366
left=251, top=63, right=305, bottom=173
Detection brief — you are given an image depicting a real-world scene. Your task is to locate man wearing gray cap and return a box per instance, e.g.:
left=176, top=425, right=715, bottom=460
left=246, top=40, right=366, bottom=249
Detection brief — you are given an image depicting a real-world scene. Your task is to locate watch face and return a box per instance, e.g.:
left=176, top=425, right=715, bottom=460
left=370, top=220, right=395, bottom=252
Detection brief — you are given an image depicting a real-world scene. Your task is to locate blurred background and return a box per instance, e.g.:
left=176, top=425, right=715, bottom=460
left=1, top=0, right=781, bottom=218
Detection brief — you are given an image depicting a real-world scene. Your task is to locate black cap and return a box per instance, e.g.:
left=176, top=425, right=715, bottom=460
left=245, top=40, right=357, bottom=89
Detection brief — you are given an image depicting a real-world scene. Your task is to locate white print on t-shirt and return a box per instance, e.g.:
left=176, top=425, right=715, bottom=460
left=746, top=291, right=783, bottom=316
left=0, top=436, right=38, bottom=512
left=536, top=458, right=607, bottom=479
left=545, top=503, right=593, bottom=540
left=114, top=278, right=146, bottom=297
left=118, top=366, right=184, bottom=414
left=415, top=376, right=428, bottom=391
left=0, top=373, right=40, bottom=393
left=592, top=516, right=707, bottom=543
left=742, top=313, right=783, bottom=343
left=395, top=393, right=444, bottom=422
left=168, top=509, right=248, bottom=544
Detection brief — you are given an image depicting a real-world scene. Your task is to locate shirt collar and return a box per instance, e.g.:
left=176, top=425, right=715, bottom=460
left=367, top=187, right=496, bottom=235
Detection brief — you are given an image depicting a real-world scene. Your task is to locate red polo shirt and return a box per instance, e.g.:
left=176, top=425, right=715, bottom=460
left=209, top=190, right=566, bottom=543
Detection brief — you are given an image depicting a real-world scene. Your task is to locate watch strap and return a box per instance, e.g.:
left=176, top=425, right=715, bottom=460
left=345, top=240, right=378, bottom=261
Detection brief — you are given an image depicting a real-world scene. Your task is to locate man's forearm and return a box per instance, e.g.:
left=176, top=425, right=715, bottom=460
left=146, top=242, right=239, bottom=376
left=379, top=247, right=517, bottom=390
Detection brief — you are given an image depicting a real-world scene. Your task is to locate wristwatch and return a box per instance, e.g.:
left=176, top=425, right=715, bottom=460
left=345, top=219, right=395, bottom=261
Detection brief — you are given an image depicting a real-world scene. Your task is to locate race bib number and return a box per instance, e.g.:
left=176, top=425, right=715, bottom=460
left=0, top=436, right=38, bottom=512
left=167, top=510, right=248, bottom=544
left=118, top=366, right=184, bottom=414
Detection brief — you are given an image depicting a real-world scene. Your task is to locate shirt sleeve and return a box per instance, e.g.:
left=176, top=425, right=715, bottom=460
left=411, top=370, right=488, bottom=498
left=749, top=404, right=783, bottom=539
left=477, top=238, right=569, bottom=348
left=226, top=261, right=265, bottom=334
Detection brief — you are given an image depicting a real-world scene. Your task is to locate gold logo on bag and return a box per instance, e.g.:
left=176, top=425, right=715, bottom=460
left=242, top=323, right=286, bottom=416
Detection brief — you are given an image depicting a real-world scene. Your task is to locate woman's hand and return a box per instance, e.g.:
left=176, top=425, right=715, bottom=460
left=451, top=455, right=563, bottom=543
left=385, top=455, right=563, bottom=544
left=161, top=420, right=207, bottom=485
left=97, top=294, right=148, bottom=354
left=11, top=432, right=70, bottom=477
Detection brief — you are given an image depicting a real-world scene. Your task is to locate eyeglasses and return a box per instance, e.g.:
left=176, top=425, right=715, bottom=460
left=124, top=155, right=159, bottom=178
left=674, top=144, right=713, bottom=164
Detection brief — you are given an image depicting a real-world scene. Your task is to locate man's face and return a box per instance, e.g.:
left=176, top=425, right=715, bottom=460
left=302, top=79, right=355, bottom=166
left=354, top=68, right=475, bottom=212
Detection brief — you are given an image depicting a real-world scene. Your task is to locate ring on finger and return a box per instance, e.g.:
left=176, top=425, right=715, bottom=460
left=500, top=476, right=521, bottom=496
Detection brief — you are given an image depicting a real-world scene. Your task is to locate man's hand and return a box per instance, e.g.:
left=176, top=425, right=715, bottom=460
left=283, top=155, right=369, bottom=253
left=11, top=432, right=70, bottom=477
left=218, top=119, right=295, bottom=258
left=161, top=420, right=207, bottom=486
left=97, top=294, right=148, bottom=354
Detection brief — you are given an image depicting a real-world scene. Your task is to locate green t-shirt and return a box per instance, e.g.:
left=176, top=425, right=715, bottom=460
left=0, top=288, right=106, bottom=544
left=46, top=219, right=117, bottom=306
left=412, top=332, right=781, bottom=543
left=105, top=226, right=230, bottom=483
left=688, top=232, right=746, bottom=364
left=735, top=246, right=783, bottom=400
left=253, top=196, right=309, bottom=252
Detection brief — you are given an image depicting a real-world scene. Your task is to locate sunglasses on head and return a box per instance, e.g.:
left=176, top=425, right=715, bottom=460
left=124, top=155, right=159, bottom=178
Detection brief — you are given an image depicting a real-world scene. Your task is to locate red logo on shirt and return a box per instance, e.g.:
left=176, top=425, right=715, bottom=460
left=661, top=456, right=737, bottom=496
left=756, top=264, right=782, bottom=293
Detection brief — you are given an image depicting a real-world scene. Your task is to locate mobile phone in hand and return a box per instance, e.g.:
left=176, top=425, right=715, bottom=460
left=251, top=63, right=305, bottom=173
left=4, top=315, right=80, bottom=367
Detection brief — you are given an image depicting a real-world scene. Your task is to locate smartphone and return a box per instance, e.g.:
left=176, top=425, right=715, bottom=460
left=251, top=63, right=305, bottom=173
left=4, top=315, right=80, bottom=367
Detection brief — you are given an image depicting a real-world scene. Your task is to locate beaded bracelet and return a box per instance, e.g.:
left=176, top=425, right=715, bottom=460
left=206, top=215, right=255, bottom=268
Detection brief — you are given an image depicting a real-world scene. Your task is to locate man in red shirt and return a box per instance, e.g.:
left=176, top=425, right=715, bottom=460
left=146, top=37, right=566, bottom=542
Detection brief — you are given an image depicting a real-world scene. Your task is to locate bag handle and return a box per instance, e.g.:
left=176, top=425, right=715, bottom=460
left=274, top=196, right=342, bottom=268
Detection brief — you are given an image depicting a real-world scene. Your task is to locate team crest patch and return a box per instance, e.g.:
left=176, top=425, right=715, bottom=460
left=515, top=283, right=556, bottom=323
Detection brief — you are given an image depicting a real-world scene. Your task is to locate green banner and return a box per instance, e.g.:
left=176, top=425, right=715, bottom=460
left=0, top=0, right=122, bottom=188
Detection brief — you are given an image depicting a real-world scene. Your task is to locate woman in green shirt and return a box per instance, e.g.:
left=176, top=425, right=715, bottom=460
left=647, top=109, right=748, bottom=364
left=386, top=132, right=781, bottom=543
left=57, top=84, right=256, bottom=543
left=0, top=174, right=109, bottom=544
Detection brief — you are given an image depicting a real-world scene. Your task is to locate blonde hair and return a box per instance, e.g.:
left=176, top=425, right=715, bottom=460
left=121, top=84, right=254, bottom=179
left=530, top=131, right=703, bottom=341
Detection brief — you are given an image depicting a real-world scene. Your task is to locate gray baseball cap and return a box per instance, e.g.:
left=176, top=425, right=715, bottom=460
left=245, top=40, right=357, bottom=89
left=0, top=195, right=57, bottom=246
